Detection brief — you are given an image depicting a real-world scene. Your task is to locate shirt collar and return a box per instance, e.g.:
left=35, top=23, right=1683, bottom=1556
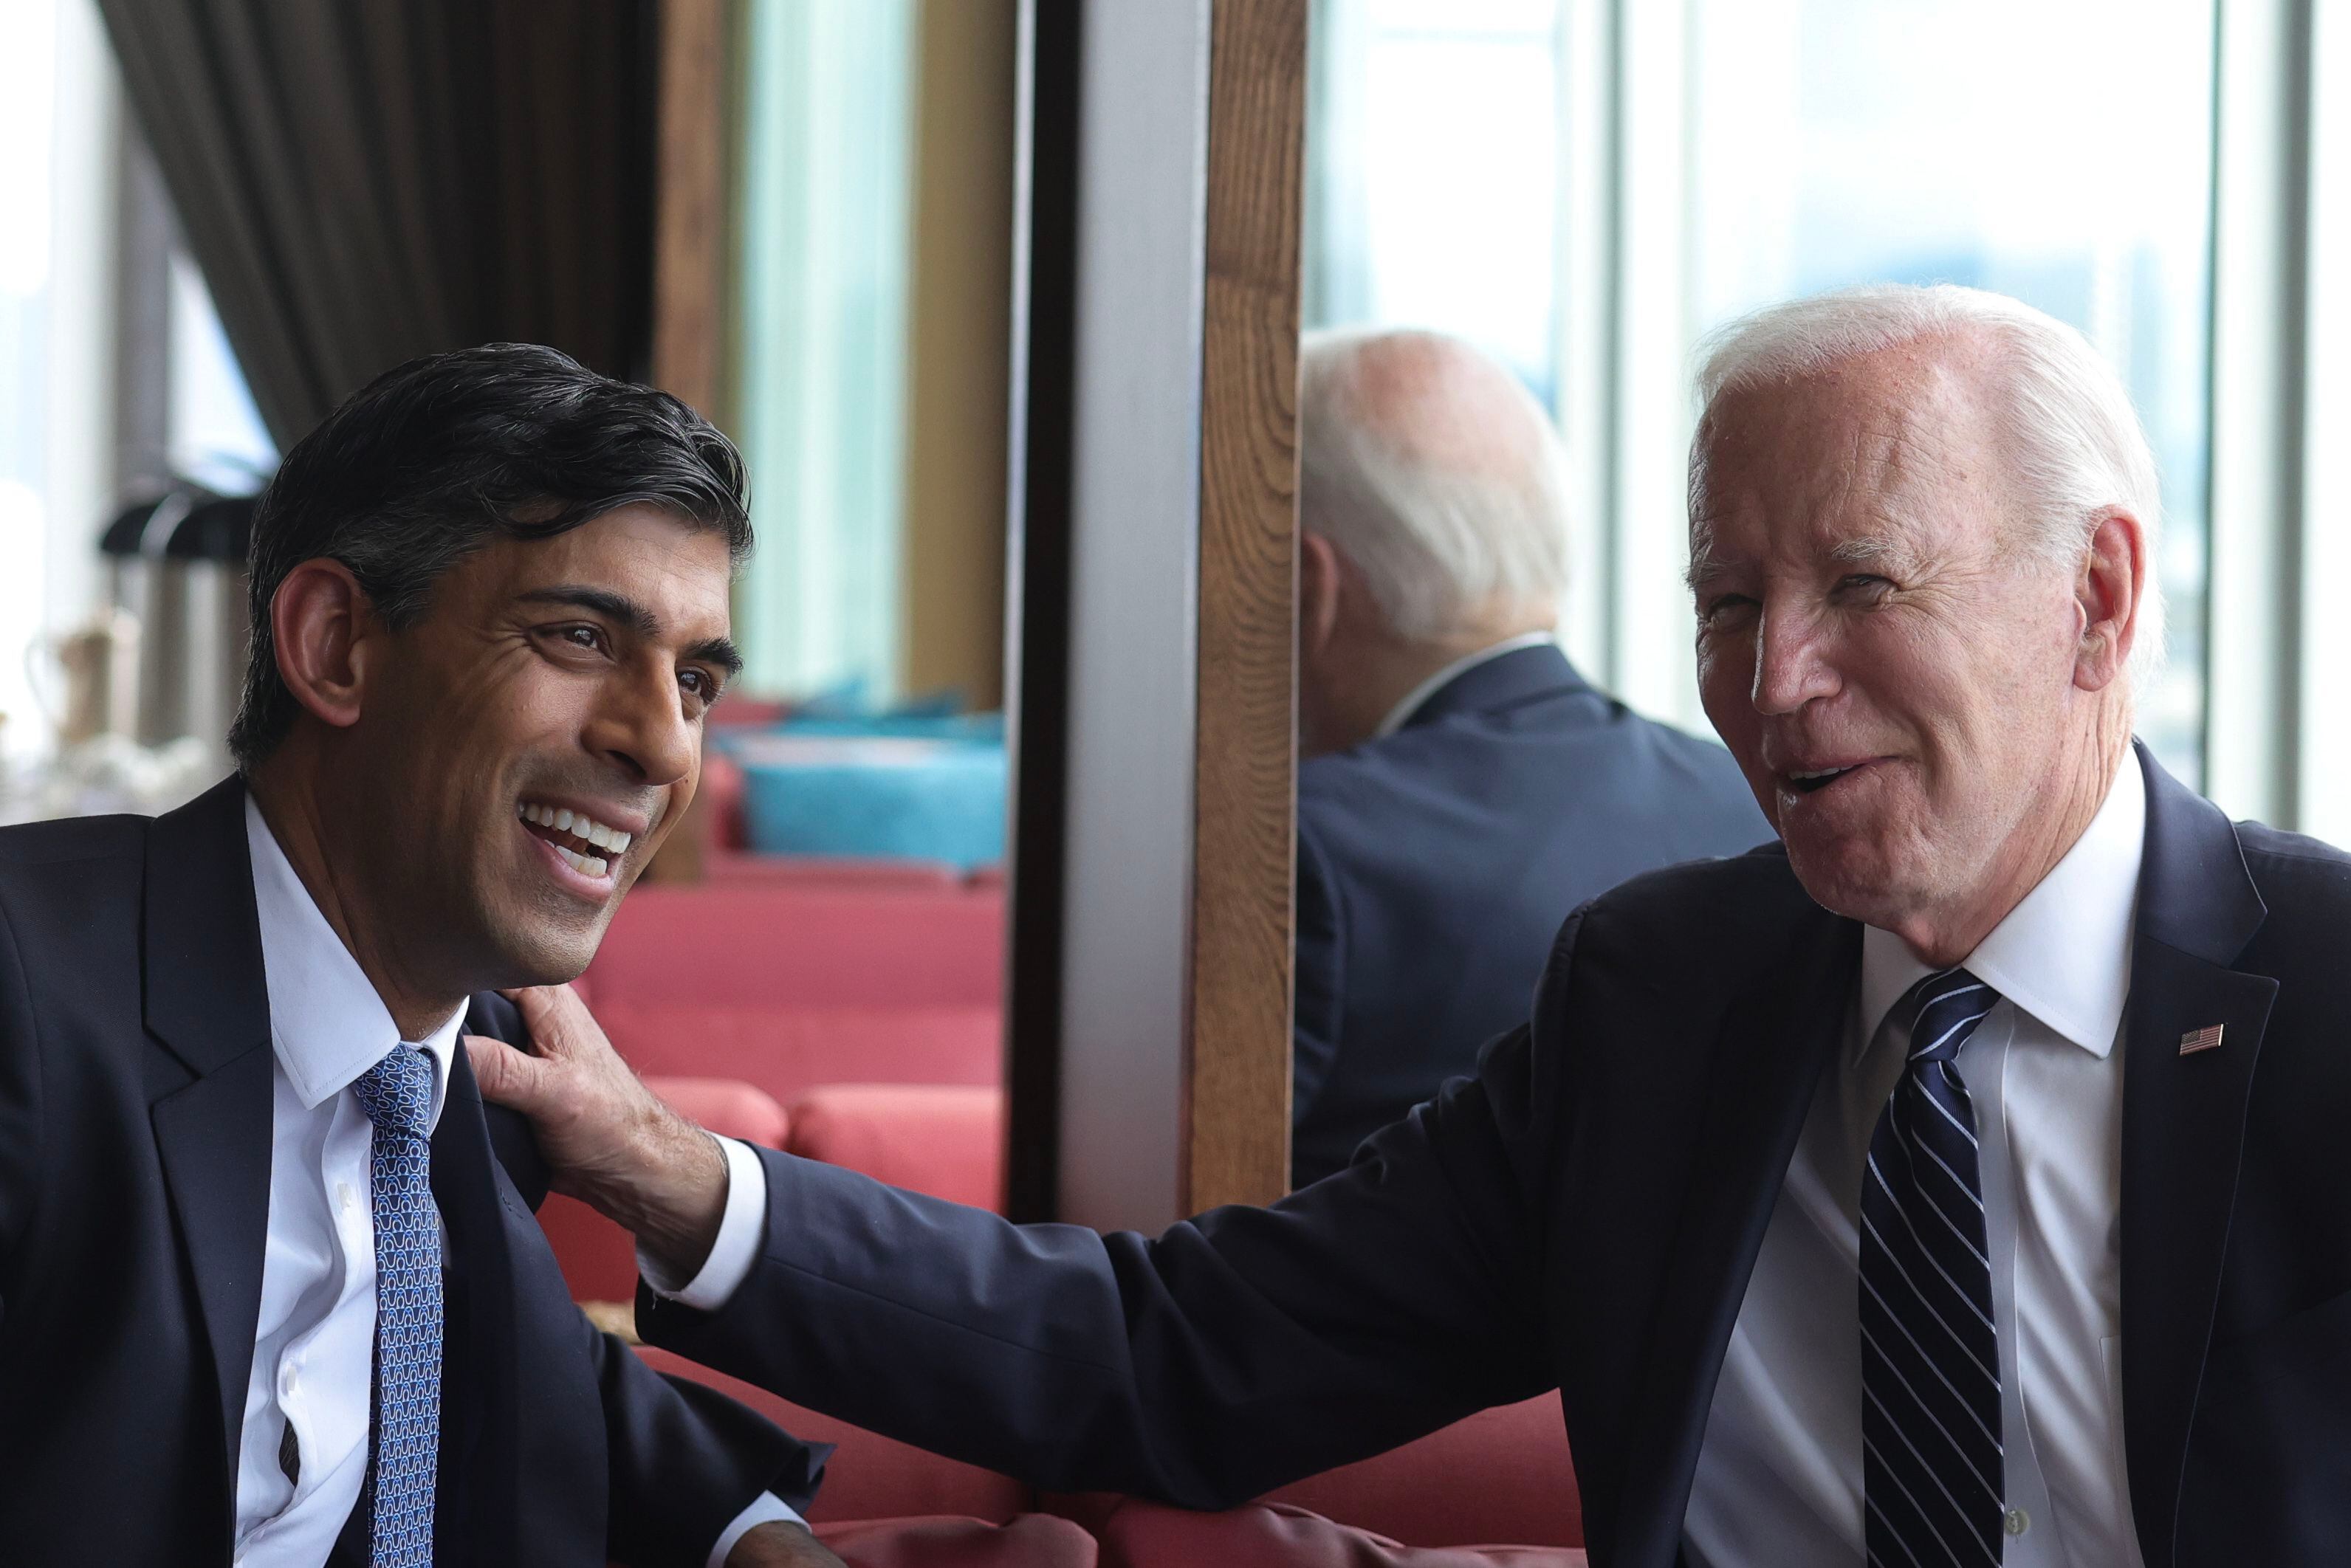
left=1374, top=632, right=1559, bottom=739
left=244, top=793, right=461, bottom=1126
left=1856, top=748, right=2146, bottom=1064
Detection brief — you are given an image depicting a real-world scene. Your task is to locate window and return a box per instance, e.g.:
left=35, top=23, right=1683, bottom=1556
left=1306, top=0, right=2219, bottom=788
left=1683, top=0, right=2215, bottom=784
left=731, top=0, right=919, bottom=702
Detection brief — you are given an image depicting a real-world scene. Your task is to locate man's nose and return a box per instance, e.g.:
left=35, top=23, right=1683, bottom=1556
left=592, top=664, right=699, bottom=787
left=1750, top=604, right=1839, bottom=715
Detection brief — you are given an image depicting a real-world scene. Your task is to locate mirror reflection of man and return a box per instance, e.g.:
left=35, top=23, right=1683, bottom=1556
left=0, top=345, right=841, bottom=1567
left=1290, top=329, right=1763, bottom=1183
left=478, top=289, right=2351, bottom=1568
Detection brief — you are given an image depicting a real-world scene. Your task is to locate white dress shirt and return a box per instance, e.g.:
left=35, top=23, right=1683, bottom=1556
left=239, top=799, right=794, bottom=1567
left=1684, top=753, right=2149, bottom=1568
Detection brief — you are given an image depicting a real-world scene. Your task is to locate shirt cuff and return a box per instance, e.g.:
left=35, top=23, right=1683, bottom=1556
left=638, top=1133, right=768, bottom=1311
left=707, top=1492, right=809, bottom=1568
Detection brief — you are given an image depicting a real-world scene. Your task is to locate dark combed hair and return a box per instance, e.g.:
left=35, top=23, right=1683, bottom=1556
left=229, top=343, right=752, bottom=770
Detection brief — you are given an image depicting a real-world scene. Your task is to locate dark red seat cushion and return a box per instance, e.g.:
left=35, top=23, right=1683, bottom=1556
left=1095, top=1502, right=1585, bottom=1568
left=634, top=1348, right=1034, bottom=1527
left=816, top=1514, right=1098, bottom=1568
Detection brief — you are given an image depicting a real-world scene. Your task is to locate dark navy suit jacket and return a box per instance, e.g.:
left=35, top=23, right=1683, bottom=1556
left=0, top=778, right=827, bottom=1567
left=643, top=746, right=2351, bottom=1568
left=1294, top=644, right=1767, bottom=1182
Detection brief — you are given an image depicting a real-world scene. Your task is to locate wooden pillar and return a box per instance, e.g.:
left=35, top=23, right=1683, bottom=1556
left=651, top=0, right=729, bottom=420
left=1184, top=0, right=1304, bottom=1212
left=1003, top=0, right=1303, bottom=1228
left=645, top=0, right=731, bottom=884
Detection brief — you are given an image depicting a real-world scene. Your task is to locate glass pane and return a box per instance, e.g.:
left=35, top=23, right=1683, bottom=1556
left=0, top=0, right=62, bottom=764
left=1686, top=0, right=2217, bottom=786
left=732, top=0, right=919, bottom=702
left=167, top=248, right=276, bottom=493
left=1305, top=0, right=1560, bottom=398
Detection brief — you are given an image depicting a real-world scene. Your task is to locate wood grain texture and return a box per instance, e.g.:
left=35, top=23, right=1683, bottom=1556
left=651, top=0, right=727, bottom=420
left=1184, top=0, right=1305, bottom=1211
left=644, top=0, right=728, bottom=885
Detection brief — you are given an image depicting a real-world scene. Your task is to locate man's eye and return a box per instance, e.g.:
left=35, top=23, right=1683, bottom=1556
left=555, top=625, right=607, bottom=652
left=1836, top=574, right=1895, bottom=599
left=1700, top=594, right=1759, bottom=626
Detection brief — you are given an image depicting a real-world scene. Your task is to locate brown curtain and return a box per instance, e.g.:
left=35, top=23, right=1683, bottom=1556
left=95, top=0, right=659, bottom=447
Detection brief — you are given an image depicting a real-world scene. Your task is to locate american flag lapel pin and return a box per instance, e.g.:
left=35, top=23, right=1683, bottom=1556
left=2179, top=1024, right=2225, bottom=1056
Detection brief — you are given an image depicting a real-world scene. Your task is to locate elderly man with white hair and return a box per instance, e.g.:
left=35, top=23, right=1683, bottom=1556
left=1289, top=328, right=1762, bottom=1184
left=477, top=285, right=2351, bottom=1568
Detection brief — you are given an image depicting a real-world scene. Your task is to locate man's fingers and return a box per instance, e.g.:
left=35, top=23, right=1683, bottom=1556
left=504, top=983, right=575, bottom=1050
left=464, top=1033, right=547, bottom=1110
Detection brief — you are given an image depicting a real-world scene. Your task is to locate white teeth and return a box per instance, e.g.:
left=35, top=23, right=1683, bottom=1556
left=554, top=845, right=611, bottom=879
left=521, top=802, right=631, bottom=857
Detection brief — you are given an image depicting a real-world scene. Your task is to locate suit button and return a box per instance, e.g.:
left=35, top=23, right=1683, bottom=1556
left=2005, top=1507, right=2031, bottom=1537
left=279, top=1363, right=299, bottom=1400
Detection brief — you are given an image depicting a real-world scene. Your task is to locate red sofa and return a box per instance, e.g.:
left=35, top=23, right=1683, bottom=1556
left=636, top=1347, right=1585, bottom=1564
left=784, top=1084, right=1006, bottom=1211
left=576, top=881, right=1005, bottom=1115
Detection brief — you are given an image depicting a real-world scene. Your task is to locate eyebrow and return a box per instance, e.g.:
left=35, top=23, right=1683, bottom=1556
left=1826, top=534, right=1921, bottom=573
left=515, top=586, right=744, bottom=678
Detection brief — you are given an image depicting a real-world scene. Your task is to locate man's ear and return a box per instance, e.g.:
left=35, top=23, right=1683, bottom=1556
left=1300, top=531, right=1344, bottom=657
left=271, top=558, right=382, bottom=732
left=2073, top=507, right=2147, bottom=695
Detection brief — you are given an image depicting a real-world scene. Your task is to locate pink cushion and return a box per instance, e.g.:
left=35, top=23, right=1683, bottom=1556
left=1263, top=1396, right=1579, bottom=1550
left=785, top=1084, right=1006, bottom=1211
left=817, top=1515, right=1097, bottom=1568
left=598, top=1003, right=1002, bottom=1109
left=647, top=1074, right=792, bottom=1148
left=584, top=884, right=1004, bottom=1009
left=1096, top=1502, right=1585, bottom=1568
left=634, top=1347, right=1034, bottom=1527
left=704, top=852, right=967, bottom=891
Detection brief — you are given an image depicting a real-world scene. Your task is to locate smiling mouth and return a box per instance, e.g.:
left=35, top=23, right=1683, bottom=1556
left=517, top=801, right=636, bottom=879
left=1784, top=763, right=1864, bottom=795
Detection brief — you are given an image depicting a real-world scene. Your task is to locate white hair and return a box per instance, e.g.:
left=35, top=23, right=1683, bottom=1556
left=1692, top=283, right=2166, bottom=681
left=1299, top=327, right=1571, bottom=642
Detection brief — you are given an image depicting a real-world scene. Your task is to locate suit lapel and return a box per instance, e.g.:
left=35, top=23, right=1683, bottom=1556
left=2118, top=746, right=2275, bottom=1568
left=430, top=1037, right=521, bottom=1567
left=1615, top=893, right=1860, bottom=1568
left=141, top=776, right=276, bottom=1532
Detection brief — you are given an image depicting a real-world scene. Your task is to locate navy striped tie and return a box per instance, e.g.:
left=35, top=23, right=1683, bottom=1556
left=1861, top=968, right=2003, bottom=1567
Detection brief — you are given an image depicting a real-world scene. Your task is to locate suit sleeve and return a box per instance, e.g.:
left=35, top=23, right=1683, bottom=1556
left=465, top=991, right=834, bottom=1560
left=587, top=1318, right=830, bottom=1568
left=0, top=895, right=38, bottom=1336
left=1291, top=815, right=1346, bottom=1124
left=638, top=913, right=1588, bottom=1510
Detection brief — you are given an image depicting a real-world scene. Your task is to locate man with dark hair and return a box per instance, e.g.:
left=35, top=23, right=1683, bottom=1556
left=0, top=344, right=842, bottom=1566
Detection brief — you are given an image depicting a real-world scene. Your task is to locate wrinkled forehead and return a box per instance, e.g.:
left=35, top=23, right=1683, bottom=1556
left=1688, top=354, right=2011, bottom=579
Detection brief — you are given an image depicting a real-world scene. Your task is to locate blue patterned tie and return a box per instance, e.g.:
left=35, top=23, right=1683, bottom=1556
left=1861, top=969, right=2004, bottom=1567
left=352, top=1045, right=441, bottom=1567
